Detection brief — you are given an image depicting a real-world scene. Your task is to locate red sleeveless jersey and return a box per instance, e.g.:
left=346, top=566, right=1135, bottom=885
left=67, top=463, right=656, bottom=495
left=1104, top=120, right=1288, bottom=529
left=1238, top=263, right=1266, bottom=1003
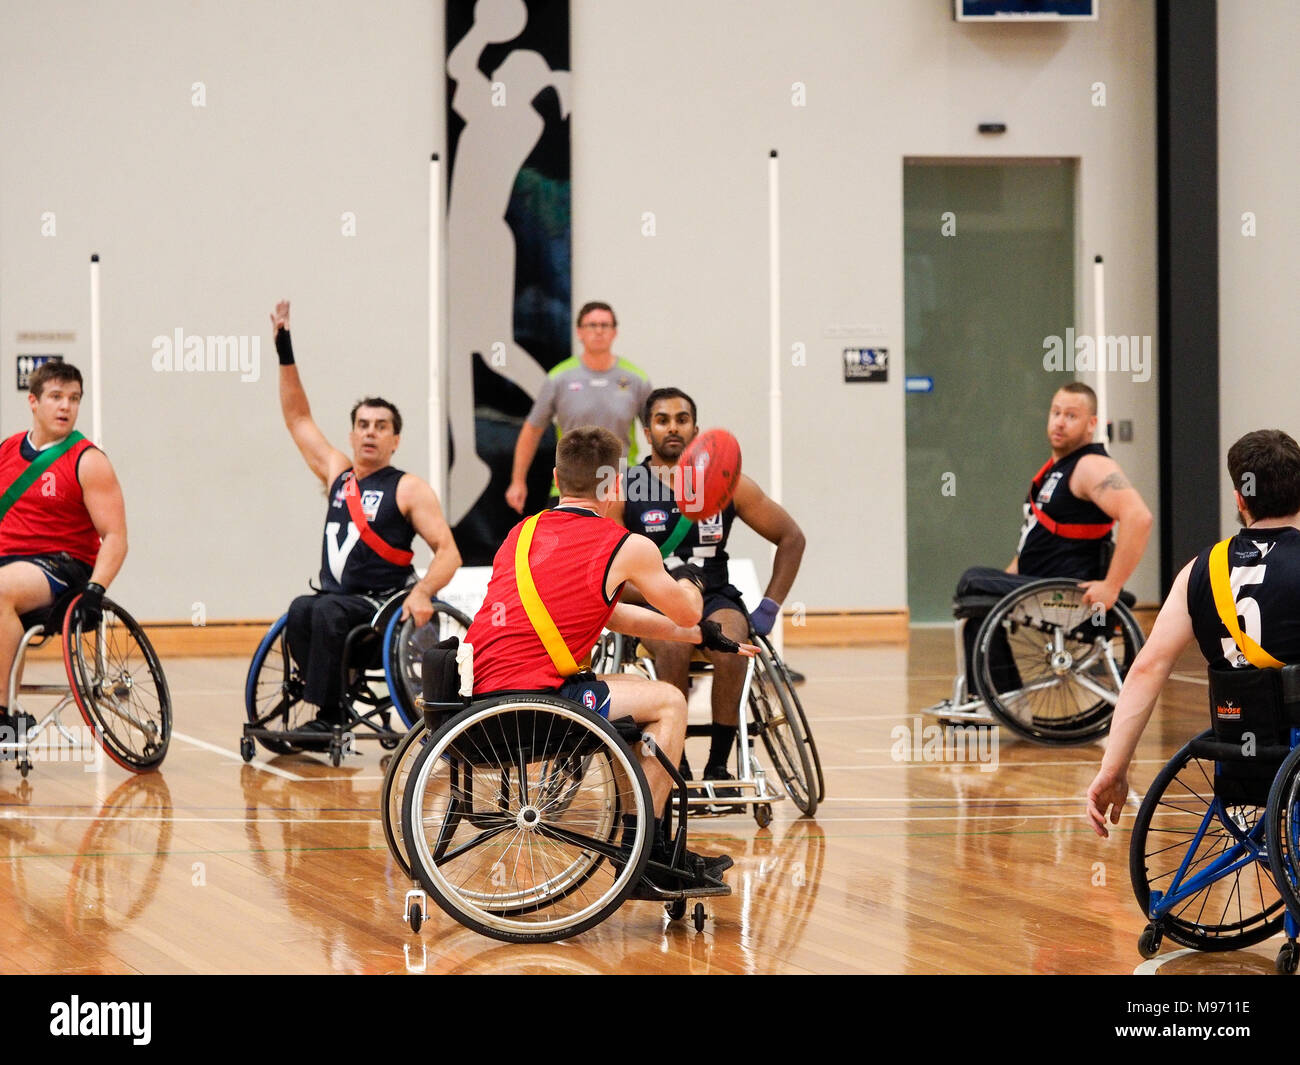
left=0, top=431, right=101, bottom=565
left=467, top=507, right=630, bottom=693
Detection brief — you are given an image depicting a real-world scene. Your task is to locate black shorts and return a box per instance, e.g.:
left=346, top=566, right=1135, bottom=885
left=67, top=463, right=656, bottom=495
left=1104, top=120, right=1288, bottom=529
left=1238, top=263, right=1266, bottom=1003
left=0, top=552, right=93, bottom=598
left=641, top=582, right=749, bottom=623
left=701, top=583, right=748, bottom=622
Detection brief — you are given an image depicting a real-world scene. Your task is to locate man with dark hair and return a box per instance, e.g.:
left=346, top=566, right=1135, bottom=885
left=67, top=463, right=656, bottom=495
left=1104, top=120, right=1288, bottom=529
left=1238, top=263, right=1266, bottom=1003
left=931, top=383, right=1153, bottom=722
left=505, top=301, right=652, bottom=513
left=269, top=300, right=461, bottom=737
left=612, top=389, right=805, bottom=793
left=468, top=424, right=752, bottom=886
left=1088, top=430, right=1300, bottom=836
left=0, top=362, right=128, bottom=738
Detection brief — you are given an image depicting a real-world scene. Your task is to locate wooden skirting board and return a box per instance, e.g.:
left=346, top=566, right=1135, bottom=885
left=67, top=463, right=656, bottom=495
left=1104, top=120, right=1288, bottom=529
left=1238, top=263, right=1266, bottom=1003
left=30, top=603, right=1152, bottom=659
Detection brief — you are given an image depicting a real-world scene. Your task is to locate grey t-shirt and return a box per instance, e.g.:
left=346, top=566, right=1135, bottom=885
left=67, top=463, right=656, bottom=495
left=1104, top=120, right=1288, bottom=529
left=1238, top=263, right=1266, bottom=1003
left=526, top=355, right=653, bottom=459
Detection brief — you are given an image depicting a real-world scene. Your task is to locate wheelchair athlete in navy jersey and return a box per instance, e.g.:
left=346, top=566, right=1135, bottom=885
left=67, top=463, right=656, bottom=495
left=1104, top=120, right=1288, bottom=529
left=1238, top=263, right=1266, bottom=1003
left=933, top=383, right=1152, bottom=726
left=612, top=388, right=805, bottom=792
left=1089, top=430, right=1300, bottom=835
left=269, top=300, right=461, bottom=738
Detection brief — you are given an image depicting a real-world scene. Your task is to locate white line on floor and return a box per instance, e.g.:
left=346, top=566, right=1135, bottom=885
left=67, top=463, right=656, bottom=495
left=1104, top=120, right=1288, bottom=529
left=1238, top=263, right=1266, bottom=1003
left=1168, top=673, right=1209, bottom=685
left=0, top=813, right=375, bottom=824
left=822, top=758, right=1166, bottom=770
left=172, top=730, right=305, bottom=781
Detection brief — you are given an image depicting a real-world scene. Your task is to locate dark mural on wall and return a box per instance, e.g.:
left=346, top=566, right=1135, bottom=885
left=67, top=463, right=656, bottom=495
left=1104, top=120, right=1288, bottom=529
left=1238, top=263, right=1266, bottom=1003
left=445, top=0, right=571, bottom=564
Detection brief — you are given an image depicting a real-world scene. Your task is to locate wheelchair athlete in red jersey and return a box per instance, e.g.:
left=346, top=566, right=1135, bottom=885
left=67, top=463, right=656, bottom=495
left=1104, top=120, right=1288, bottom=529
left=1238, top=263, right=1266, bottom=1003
left=465, top=426, right=757, bottom=887
left=0, top=362, right=128, bottom=740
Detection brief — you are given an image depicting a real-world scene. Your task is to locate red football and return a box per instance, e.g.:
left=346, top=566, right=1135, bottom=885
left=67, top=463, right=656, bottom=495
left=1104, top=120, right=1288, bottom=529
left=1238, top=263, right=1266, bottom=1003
left=676, top=428, right=742, bottom=519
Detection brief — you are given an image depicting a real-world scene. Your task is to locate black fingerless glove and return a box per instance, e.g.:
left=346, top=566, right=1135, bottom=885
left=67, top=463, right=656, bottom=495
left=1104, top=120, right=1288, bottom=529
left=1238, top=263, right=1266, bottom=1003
left=696, top=619, right=741, bottom=654
left=275, top=328, right=295, bottom=366
left=80, top=582, right=106, bottom=627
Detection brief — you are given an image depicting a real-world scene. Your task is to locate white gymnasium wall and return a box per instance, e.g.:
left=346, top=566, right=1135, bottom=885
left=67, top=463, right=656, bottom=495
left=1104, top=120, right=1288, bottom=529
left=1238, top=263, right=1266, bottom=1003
left=570, top=0, right=1160, bottom=610
left=0, top=0, right=441, bottom=619
left=0, top=0, right=1163, bottom=619
left=1217, top=0, right=1300, bottom=535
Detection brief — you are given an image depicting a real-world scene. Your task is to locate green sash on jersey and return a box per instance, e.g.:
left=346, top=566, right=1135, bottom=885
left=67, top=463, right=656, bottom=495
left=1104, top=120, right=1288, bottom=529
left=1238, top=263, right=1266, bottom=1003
left=659, top=516, right=693, bottom=558
left=0, top=431, right=86, bottom=525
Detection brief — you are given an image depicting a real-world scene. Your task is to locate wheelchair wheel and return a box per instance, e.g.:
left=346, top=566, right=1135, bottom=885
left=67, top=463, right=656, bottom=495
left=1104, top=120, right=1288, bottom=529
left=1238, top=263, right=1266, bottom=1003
left=972, top=579, right=1144, bottom=745
left=590, top=631, right=656, bottom=680
left=401, top=696, right=653, bottom=943
left=383, top=601, right=473, bottom=728
left=1130, top=730, right=1285, bottom=951
left=244, top=614, right=311, bottom=755
left=382, top=719, right=428, bottom=877
left=1265, top=745, right=1300, bottom=920
left=757, top=635, right=824, bottom=805
left=749, top=642, right=818, bottom=816
left=62, top=595, right=171, bottom=773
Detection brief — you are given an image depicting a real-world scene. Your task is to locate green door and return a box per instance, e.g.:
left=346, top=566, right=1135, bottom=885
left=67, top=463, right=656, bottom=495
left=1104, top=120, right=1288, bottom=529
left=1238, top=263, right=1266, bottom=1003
left=904, top=159, right=1077, bottom=623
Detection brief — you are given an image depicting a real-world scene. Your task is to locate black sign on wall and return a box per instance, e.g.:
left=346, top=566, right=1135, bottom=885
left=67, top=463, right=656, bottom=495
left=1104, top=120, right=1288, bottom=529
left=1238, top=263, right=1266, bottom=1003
left=444, top=0, right=571, bottom=563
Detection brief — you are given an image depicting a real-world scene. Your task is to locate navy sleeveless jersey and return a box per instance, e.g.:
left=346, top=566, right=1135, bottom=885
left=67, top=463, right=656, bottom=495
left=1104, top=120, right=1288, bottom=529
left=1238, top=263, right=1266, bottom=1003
left=1186, top=526, right=1300, bottom=669
left=623, top=458, right=736, bottom=591
left=319, top=466, right=415, bottom=595
left=1015, top=443, right=1113, bottom=580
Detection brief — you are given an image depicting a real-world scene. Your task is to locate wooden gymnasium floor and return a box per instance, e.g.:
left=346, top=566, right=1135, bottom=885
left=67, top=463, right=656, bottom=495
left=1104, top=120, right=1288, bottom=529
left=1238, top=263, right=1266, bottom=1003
left=0, top=628, right=1276, bottom=976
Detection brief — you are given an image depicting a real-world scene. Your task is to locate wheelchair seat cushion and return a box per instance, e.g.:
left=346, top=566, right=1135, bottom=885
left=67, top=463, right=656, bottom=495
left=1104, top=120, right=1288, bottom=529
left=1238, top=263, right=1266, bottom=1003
left=18, top=588, right=81, bottom=636
left=419, top=637, right=464, bottom=728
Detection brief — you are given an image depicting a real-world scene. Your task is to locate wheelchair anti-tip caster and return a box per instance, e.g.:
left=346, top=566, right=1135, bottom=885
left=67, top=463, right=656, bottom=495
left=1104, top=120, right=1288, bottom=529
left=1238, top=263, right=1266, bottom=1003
left=17, top=758, right=31, bottom=779
left=666, top=898, right=687, bottom=921
left=1277, top=941, right=1299, bottom=975
left=240, top=736, right=255, bottom=762
left=405, top=889, right=426, bottom=934
left=692, top=902, right=707, bottom=933
left=1138, top=924, right=1163, bottom=959
left=754, top=803, right=773, bottom=828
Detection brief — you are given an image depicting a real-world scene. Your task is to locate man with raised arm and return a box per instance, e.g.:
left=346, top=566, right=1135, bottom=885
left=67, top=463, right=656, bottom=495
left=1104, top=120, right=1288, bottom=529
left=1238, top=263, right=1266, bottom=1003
left=270, top=300, right=461, bottom=736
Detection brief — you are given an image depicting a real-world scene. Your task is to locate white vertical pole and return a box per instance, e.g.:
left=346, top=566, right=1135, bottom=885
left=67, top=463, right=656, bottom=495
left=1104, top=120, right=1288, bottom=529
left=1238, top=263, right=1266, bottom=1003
left=428, top=153, right=445, bottom=503
left=1093, top=254, right=1107, bottom=444
left=89, top=254, right=102, bottom=447
left=768, top=150, right=784, bottom=655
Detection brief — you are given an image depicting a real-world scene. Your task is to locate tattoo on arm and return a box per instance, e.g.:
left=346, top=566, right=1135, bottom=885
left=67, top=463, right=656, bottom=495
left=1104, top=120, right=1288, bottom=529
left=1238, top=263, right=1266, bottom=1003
left=1096, top=472, right=1130, bottom=494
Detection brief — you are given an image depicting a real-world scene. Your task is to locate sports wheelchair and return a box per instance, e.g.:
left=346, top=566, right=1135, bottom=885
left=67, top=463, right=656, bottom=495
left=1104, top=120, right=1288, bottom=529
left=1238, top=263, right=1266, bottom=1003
left=924, top=576, right=1145, bottom=745
left=4, top=587, right=171, bottom=777
left=241, top=591, right=472, bottom=767
left=590, top=629, right=823, bottom=824
left=1129, top=663, right=1300, bottom=974
left=382, top=643, right=732, bottom=943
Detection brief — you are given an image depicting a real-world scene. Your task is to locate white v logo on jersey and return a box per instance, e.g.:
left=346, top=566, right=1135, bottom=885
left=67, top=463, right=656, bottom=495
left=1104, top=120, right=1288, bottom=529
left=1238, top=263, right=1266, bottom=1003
left=1253, top=540, right=1276, bottom=559
left=325, top=521, right=361, bottom=583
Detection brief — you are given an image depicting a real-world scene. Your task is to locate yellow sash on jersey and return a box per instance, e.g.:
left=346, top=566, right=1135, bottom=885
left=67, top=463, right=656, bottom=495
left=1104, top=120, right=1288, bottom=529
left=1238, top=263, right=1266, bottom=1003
left=1209, top=538, right=1284, bottom=669
left=515, top=512, right=582, bottom=678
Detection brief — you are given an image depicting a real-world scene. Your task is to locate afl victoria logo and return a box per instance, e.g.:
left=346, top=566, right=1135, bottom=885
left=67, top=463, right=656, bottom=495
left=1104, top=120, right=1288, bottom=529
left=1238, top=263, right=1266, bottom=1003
left=582, top=690, right=597, bottom=710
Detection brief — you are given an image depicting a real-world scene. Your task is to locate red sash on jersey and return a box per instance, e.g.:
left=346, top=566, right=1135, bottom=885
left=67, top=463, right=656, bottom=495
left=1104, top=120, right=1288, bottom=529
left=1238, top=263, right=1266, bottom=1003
left=342, top=472, right=414, bottom=566
left=1026, top=458, right=1115, bottom=540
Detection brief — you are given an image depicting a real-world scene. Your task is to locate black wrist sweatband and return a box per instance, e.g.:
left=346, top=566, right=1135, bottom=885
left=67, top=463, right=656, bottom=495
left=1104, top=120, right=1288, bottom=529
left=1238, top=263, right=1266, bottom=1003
left=275, top=328, right=295, bottom=365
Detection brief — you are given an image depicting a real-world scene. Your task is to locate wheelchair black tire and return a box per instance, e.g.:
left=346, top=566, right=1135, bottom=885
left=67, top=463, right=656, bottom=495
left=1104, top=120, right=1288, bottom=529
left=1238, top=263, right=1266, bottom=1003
left=381, top=718, right=428, bottom=877
left=757, top=634, right=825, bottom=805
left=1130, top=730, right=1285, bottom=952
left=1265, top=744, right=1300, bottom=922
left=750, top=643, right=818, bottom=816
left=401, top=696, right=653, bottom=943
left=972, top=579, right=1144, bottom=745
left=63, top=595, right=172, bottom=773
left=384, top=601, right=473, bottom=728
left=244, top=614, right=308, bottom=755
